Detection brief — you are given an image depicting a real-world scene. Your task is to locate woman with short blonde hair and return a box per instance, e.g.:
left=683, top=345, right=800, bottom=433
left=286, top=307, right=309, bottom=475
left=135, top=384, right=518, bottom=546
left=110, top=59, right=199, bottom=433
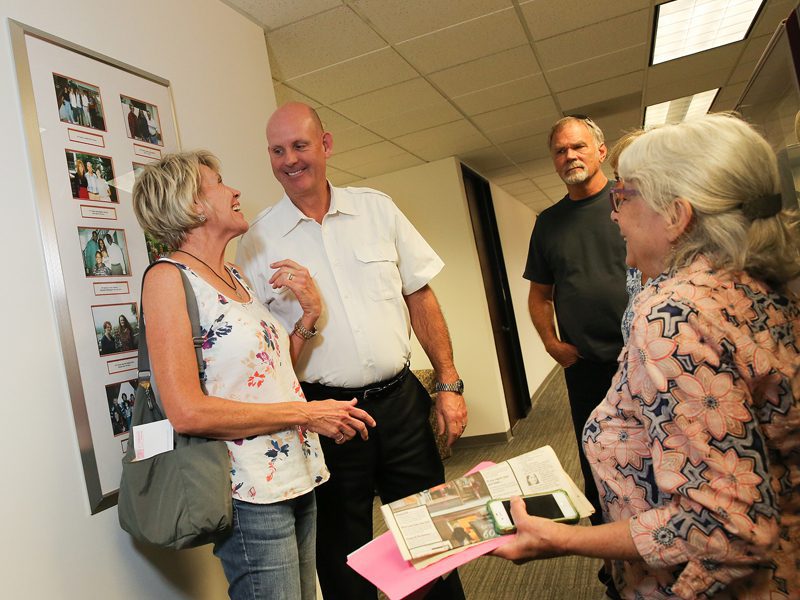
left=132, top=151, right=376, bottom=599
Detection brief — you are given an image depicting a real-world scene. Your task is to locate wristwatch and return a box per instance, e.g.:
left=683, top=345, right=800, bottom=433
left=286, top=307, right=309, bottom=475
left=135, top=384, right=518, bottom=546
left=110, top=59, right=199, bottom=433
left=434, top=379, right=464, bottom=394
left=292, top=319, right=318, bottom=340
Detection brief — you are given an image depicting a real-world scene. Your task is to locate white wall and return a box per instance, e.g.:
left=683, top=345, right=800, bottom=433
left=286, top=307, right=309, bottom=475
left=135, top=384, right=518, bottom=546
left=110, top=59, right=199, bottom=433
left=0, top=0, right=277, bottom=596
left=358, top=158, right=511, bottom=438
left=490, top=184, right=557, bottom=394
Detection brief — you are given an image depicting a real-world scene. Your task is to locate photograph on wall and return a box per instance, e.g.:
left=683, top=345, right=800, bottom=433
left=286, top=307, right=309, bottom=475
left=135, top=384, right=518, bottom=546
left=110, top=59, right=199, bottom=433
left=91, top=302, right=139, bottom=356
left=105, top=379, right=137, bottom=436
left=144, top=232, right=170, bottom=264
left=120, top=94, right=163, bottom=146
left=132, top=161, right=147, bottom=180
left=65, top=149, right=117, bottom=203
left=52, top=73, right=106, bottom=131
left=78, top=227, right=131, bottom=277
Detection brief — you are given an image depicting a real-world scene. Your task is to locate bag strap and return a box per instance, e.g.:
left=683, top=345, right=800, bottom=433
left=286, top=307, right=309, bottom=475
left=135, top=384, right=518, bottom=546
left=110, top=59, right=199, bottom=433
left=137, top=260, right=206, bottom=416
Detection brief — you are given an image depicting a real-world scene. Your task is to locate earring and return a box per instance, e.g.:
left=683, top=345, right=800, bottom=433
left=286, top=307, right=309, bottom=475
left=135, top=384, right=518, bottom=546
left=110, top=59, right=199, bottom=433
left=198, top=214, right=207, bottom=222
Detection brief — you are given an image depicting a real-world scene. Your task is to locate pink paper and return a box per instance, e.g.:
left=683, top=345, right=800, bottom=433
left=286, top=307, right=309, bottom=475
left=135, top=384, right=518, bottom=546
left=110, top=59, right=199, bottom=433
left=346, top=461, right=511, bottom=600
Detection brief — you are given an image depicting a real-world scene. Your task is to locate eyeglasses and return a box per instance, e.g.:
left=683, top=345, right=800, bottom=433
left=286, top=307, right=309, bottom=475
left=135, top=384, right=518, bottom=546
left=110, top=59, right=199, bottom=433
left=609, top=182, right=640, bottom=212
left=565, top=113, right=597, bottom=126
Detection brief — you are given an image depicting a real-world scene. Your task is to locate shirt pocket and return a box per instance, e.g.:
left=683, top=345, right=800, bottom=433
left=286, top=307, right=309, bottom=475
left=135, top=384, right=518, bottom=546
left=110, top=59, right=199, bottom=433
left=353, top=242, right=402, bottom=301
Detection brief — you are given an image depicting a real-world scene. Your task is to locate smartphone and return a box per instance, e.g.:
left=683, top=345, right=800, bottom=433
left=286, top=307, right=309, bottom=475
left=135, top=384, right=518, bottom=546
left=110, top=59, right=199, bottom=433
left=487, top=490, right=579, bottom=534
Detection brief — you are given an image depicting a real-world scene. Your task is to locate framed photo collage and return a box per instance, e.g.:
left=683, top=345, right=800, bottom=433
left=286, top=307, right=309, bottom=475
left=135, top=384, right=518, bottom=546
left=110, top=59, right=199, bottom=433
left=13, top=24, right=179, bottom=512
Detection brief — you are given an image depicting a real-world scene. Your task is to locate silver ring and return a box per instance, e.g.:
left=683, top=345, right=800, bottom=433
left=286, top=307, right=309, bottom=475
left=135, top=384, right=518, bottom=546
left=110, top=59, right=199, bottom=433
left=286, top=272, right=294, bottom=281
left=336, top=433, right=344, bottom=443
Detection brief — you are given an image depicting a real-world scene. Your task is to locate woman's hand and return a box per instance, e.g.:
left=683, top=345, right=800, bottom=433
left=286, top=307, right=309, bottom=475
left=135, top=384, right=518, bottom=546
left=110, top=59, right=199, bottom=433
left=269, top=259, right=321, bottom=322
left=304, top=399, right=377, bottom=444
left=491, top=497, right=572, bottom=564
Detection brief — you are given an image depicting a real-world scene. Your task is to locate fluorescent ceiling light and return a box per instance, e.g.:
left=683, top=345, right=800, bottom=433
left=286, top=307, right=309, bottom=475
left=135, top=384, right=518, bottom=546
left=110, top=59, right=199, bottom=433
left=652, top=0, right=764, bottom=65
left=644, top=88, right=719, bottom=127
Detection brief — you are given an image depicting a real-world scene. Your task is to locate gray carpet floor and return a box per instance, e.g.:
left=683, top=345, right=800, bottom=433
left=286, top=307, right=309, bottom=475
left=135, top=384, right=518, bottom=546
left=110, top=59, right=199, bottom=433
left=372, top=367, right=605, bottom=600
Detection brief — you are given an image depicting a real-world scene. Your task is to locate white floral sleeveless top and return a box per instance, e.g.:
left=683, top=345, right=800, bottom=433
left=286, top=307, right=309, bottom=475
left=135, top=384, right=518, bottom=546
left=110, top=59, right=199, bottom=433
left=161, top=259, right=329, bottom=503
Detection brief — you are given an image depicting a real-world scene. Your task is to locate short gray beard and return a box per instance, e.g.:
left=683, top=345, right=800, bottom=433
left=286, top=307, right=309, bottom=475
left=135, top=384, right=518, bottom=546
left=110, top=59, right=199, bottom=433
left=561, top=164, right=588, bottom=185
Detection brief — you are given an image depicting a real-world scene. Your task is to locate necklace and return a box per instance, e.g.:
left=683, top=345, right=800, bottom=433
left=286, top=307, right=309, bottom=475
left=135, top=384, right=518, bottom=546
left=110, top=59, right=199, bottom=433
left=173, top=249, right=241, bottom=297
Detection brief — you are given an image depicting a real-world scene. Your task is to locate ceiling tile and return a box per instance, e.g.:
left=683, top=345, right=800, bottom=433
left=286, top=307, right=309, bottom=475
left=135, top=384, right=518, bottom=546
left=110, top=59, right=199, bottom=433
left=710, top=83, right=747, bottom=111
left=330, top=126, right=384, bottom=153
left=482, top=114, right=555, bottom=144
left=502, top=179, right=538, bottom=195
left=534, top=10, right=650, bottom=71
left=728, top=60, right=759, bottom=85
left=273, top=83, right=321, bottom=107
left=646, top=43, right=742, bottom=88
left=519, top=0, right=651, bottom=40
left=518, top=157, right=556, bottom=179
left=750, top=0, right=796, bottom=38
left=595, top=107, right=646, bottom=142
left=350, top=0, right=510, bottom=43
left=229, top=0, right=342, bottom=31
left=644, top=68, right=730, bottom=105
left=396, top=8, right=527, bottom=74
left=328, top=141, right=416, bottom=171
left=395, top=120, right=490, bottom=161
left=266, top=6, right=386, bottom=79
left=485, top=165, right=528, bottom=185
left=472, top=96, right=560, bottom=133
left=557, top=71, right=644, bottom=113
left=316, top=107, right=357, bottom=131
left=452, top=74, right=549, bottom=116
left=364, top=103, right=463, bottom=139
left=498, top=134, right=553, bottom=163
left=286, top=48, right=417, bottom=104
left=330, top=78, right=447, bottom=122
left=738, top=34, right=775, bottom=65
left=545, top=45, right=647, bottom=93
left=326, top=165, right=361, bottom=186
left=428, top=45, right=541, bottom=97
left=533, top=173, right=564, bottom=191
left=458, top=147, right=514, bottom=173
left=350, top=153, right=425, bottom=178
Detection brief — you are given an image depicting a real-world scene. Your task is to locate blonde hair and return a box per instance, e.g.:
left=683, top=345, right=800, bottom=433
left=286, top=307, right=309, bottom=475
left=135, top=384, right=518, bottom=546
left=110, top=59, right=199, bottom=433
left=132, top=150, right=220, bottom=250
left=618, top=113, right=800, bottom=288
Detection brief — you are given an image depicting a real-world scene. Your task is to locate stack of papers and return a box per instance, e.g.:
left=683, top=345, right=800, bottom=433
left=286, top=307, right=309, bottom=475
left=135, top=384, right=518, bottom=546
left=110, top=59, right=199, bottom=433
left=347, top=446, right=592, bottom=599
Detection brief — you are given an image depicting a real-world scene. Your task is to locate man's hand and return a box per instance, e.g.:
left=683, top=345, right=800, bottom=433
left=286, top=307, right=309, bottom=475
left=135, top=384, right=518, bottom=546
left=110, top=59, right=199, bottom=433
left=546, top=340, right=581, bottom=368
left=269, top=259, right=321, bottom=321
left=434, top=391, right=467, bottom=447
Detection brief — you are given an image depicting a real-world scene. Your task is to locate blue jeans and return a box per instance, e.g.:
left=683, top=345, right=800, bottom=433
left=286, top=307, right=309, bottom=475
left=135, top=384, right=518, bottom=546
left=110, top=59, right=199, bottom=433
left=213, top=492, right=316, bottom=600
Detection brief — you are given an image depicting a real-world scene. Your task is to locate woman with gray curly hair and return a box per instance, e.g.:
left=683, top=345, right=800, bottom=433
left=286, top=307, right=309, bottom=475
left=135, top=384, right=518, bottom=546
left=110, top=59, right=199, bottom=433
left=132, top=150, right=375, bottom=600
left=494, top=114, right=799, bottom=599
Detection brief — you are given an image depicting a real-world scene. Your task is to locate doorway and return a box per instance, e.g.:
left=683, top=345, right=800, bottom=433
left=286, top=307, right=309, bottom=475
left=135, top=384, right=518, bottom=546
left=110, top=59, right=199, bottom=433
left=460, top=164, right=531, bottom=428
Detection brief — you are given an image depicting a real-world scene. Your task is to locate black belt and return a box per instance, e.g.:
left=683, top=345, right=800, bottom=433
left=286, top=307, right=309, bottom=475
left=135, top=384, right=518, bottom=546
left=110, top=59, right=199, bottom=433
left=301, top=363, right=410, bottom=402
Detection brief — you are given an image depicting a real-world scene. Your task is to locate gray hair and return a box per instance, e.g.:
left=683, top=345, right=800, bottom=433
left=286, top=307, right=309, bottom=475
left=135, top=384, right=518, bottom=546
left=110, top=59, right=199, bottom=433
left=618, top=113, right=800, bottom=288
left=548, top=116, right=605, bottom=149
left=132, top=150, right=220, bottom=250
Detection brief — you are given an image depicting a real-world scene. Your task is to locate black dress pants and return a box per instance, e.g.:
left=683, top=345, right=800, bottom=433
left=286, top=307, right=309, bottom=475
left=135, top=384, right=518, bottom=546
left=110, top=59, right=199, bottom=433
left=562, top=357, right=619, bottom=526
left=302, top=374, right=465, bottom=600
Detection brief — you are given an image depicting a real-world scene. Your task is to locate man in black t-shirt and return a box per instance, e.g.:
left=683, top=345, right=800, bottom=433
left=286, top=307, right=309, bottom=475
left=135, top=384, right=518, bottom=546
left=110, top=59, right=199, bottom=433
left=524, top=115, right=627, bottom=599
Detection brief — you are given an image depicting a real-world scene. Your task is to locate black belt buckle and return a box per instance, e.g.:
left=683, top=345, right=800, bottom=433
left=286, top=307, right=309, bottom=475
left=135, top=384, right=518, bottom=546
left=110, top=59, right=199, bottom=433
left=362, top=363, right=409, bottom=401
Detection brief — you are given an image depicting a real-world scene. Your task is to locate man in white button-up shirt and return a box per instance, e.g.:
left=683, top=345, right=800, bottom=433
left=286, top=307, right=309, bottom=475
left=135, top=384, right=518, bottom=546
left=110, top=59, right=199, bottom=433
left=237, top=102, right=467, bottom=600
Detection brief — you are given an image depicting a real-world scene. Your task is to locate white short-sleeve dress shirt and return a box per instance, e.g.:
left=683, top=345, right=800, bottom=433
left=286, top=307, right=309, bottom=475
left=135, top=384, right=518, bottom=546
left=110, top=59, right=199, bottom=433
left=236, top=185, right=443, bottom=388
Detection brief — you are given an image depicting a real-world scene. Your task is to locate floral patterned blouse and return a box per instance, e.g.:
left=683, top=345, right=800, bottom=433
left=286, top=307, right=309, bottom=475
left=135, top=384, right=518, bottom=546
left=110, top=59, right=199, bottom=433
left=162, top=259, right=329, bottom=504
left=583, top=256, right=799, bottom=599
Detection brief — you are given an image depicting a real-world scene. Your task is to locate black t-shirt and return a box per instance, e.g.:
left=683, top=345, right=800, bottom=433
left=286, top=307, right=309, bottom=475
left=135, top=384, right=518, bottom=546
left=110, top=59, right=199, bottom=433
left=523, top=181, right=628, bottom=362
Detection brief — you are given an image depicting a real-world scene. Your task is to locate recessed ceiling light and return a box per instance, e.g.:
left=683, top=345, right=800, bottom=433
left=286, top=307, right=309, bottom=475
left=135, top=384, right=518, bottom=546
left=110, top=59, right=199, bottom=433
left=651, top=0, right=765, bottom=65
left=644, top=88, right=720, bottom=127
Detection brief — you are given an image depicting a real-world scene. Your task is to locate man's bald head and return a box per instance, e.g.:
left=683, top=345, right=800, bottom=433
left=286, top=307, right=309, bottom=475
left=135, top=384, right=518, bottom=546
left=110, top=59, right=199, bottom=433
left=267, top=102, right=324, bottom=141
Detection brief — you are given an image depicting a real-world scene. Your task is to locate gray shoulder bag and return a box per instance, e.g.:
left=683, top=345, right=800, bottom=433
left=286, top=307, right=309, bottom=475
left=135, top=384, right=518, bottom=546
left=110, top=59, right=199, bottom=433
left=118, top=261, right=232, bottom=549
